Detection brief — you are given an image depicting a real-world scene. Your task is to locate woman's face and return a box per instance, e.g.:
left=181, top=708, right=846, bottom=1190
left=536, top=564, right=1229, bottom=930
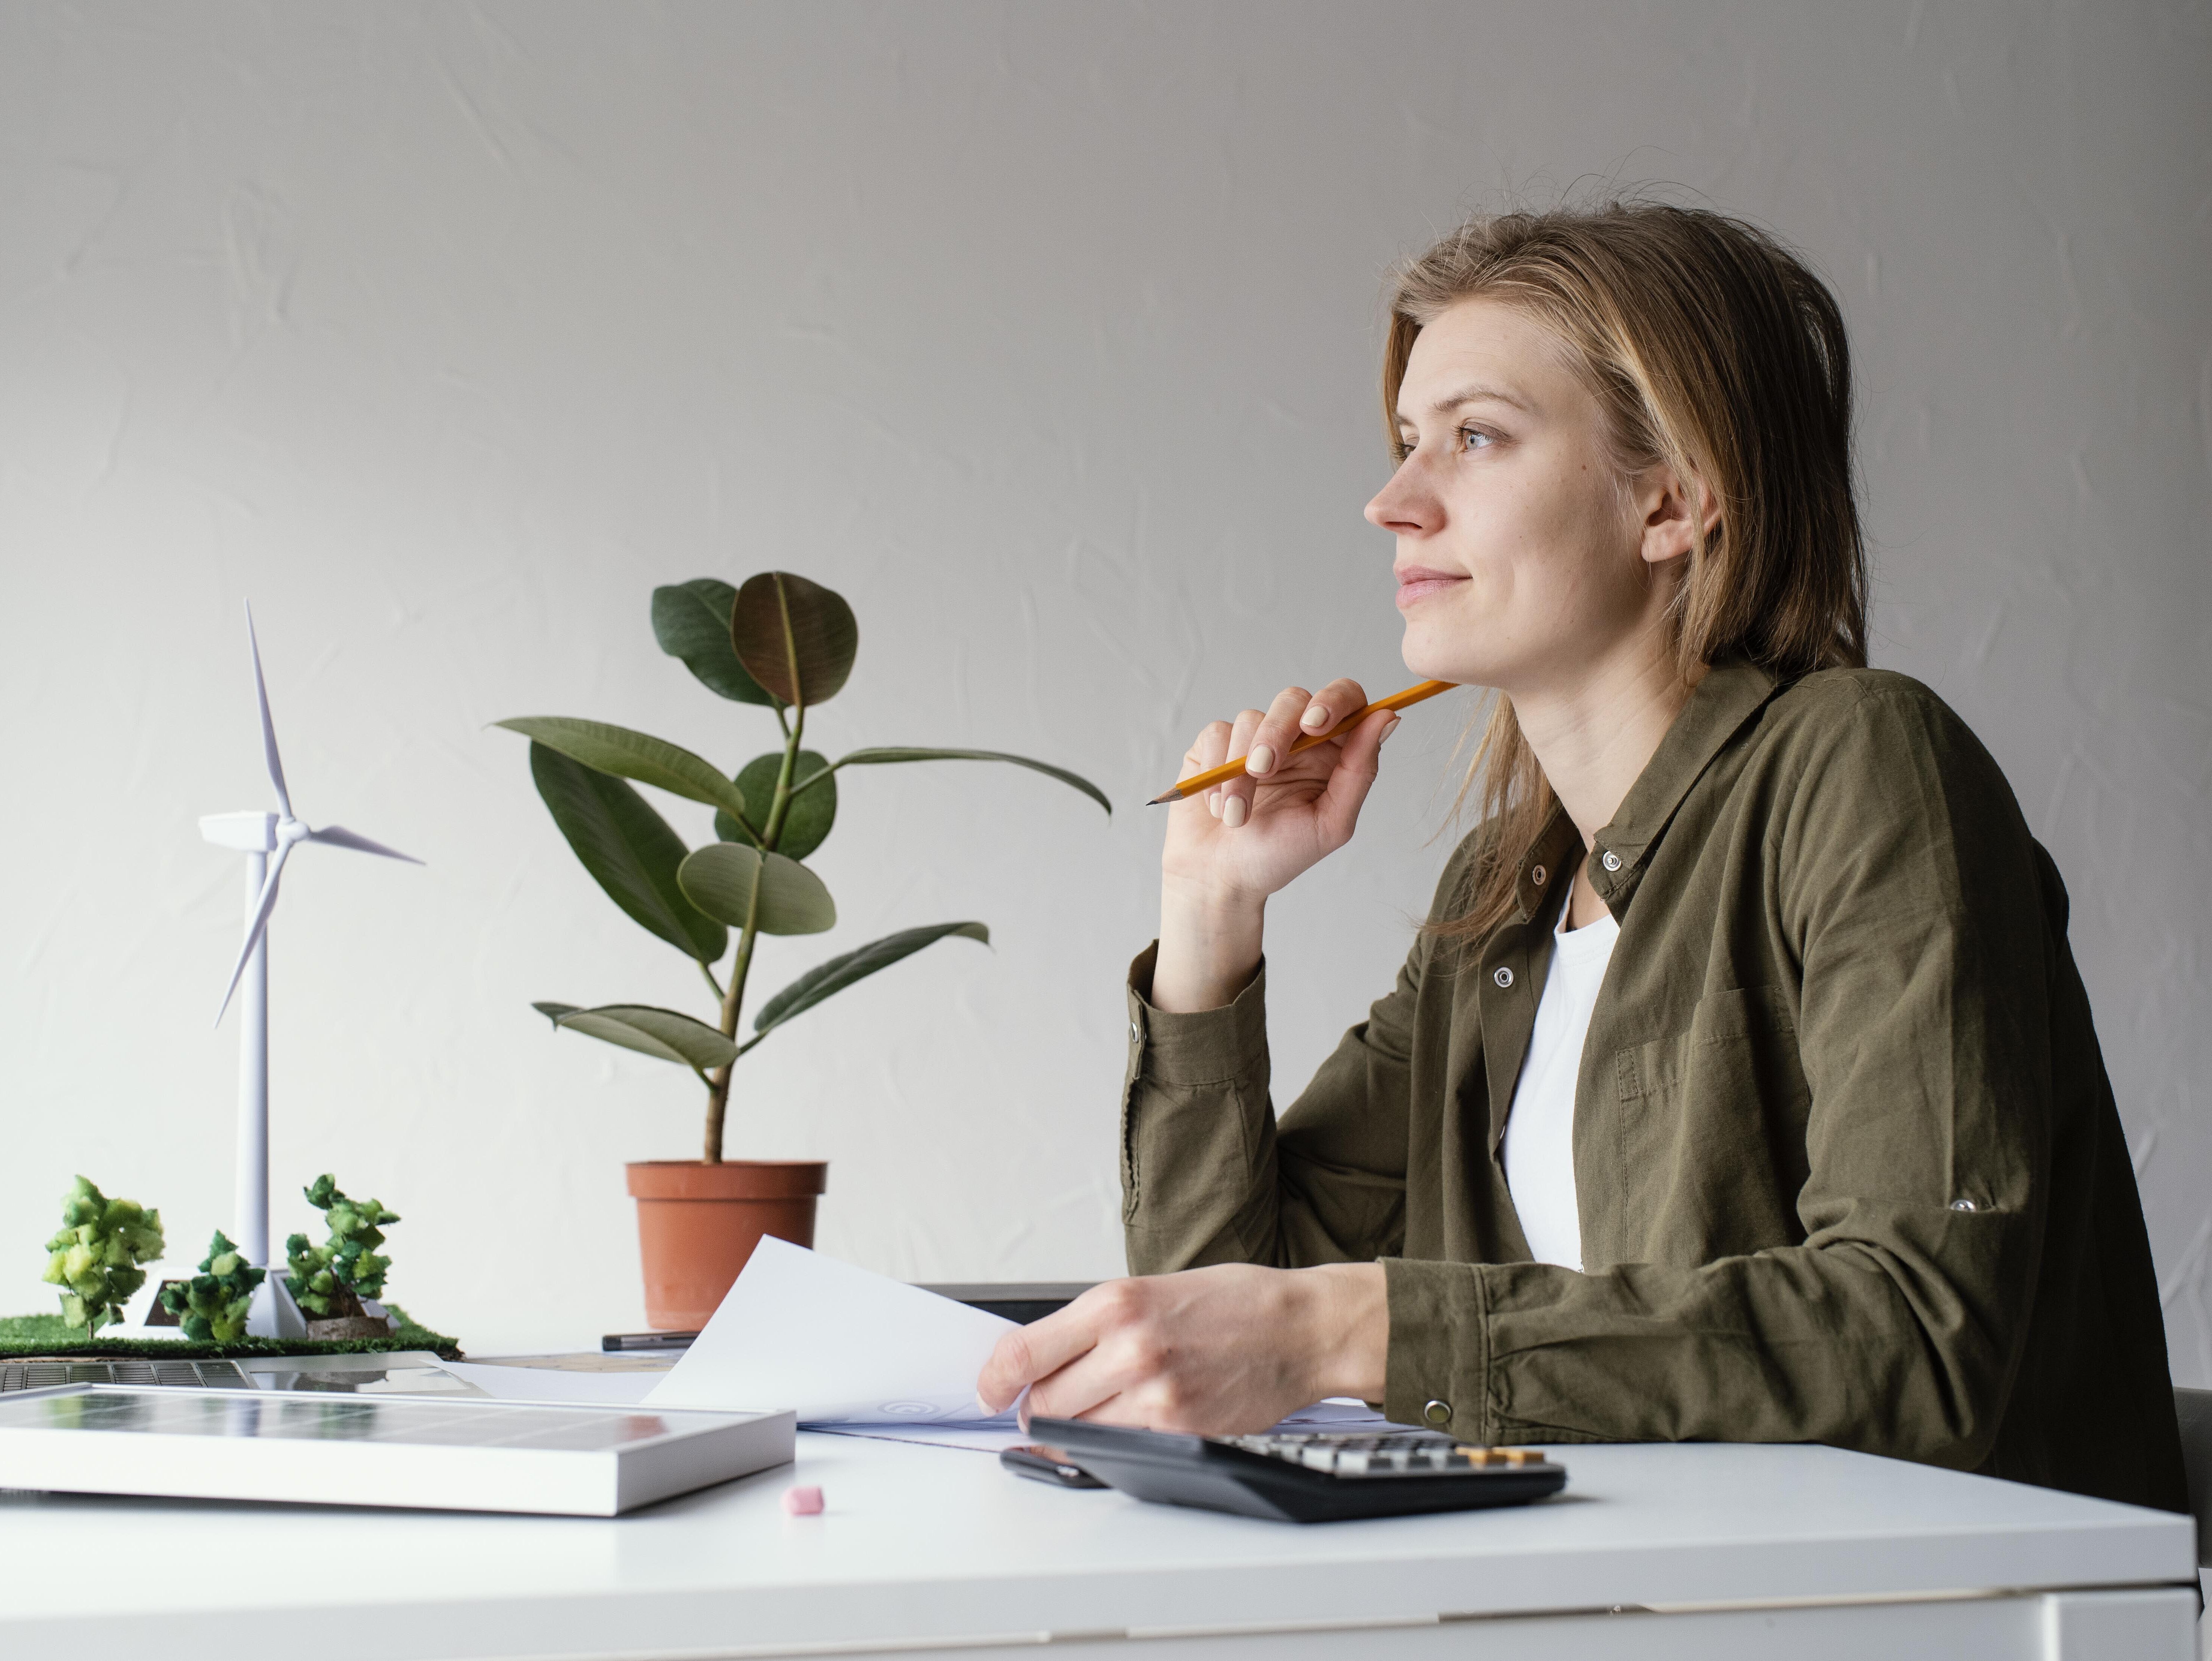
left=1366, top=297, right=1681, bottom=700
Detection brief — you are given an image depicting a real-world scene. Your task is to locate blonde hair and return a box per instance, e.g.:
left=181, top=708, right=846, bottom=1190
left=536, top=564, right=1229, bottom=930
left=1384, top=200, right=1869, bottom=941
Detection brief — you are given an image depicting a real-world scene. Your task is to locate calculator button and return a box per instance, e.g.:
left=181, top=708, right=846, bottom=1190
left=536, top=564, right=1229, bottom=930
left=1209, top=1426, right=1557, bottom=1482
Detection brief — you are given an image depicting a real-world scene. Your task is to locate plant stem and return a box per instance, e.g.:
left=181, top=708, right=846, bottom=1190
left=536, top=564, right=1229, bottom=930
left=702, top=885, right=761, bottom=1164
left=701, top=704, right=805, bottom=1163
left=785, top=761, right=838, bottom=799
left=761, top=705, right=805, bottom=847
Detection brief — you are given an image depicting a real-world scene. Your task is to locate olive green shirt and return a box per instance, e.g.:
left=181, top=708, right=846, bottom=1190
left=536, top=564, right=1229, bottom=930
left=1120, top=659, right=2185, bottom=1512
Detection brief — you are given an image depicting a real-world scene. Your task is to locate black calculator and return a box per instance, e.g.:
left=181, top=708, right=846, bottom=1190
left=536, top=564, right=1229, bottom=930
left=1016, top=1418, right=1566, bottom=1523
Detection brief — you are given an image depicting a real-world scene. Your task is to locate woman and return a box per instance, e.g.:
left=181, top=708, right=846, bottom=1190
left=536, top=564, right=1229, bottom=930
left=978, top=201, right=2184, bottom=1510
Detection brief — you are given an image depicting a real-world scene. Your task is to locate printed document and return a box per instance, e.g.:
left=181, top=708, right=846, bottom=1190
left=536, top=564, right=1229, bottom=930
left=645, top=1238, right=1016, bottom=1424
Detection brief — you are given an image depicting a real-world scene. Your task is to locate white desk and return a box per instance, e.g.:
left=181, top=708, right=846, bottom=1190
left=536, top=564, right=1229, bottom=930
left=0, top=1432, right=2194, bottom=1659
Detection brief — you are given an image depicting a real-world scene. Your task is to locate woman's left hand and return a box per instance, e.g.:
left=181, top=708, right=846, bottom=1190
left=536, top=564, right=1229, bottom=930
left=975, top=1262, right=1389, bottom=1434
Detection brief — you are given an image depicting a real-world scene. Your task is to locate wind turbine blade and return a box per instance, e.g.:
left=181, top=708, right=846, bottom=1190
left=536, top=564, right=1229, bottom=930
left=305, top=825, right=424, bottom=864
left=213, top=840, right=292, bottom=1027
left=245, top=603, right=293, bottom=820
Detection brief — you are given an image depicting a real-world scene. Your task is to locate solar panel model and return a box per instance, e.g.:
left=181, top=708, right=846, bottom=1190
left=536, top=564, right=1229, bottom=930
left=0, top=1383, right=793, bottom=1516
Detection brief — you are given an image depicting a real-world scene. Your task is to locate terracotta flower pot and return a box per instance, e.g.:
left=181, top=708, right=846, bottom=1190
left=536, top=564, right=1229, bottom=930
left=626, top=1160, right=829, bottom=1330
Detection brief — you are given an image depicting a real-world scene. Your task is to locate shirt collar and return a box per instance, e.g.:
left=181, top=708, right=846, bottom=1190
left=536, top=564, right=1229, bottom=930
left=1510, top=805, right=1585, bottom=925
left=1586, top=656, right=1779, bottom=911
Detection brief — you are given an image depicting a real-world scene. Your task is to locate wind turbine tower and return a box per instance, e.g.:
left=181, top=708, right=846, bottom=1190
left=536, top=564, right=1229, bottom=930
left=202, top=605, right=421, bottom=1336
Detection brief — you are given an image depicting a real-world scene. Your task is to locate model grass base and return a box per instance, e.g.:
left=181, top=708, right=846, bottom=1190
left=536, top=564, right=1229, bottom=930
left=0, top=1305, right=460, bottom=1360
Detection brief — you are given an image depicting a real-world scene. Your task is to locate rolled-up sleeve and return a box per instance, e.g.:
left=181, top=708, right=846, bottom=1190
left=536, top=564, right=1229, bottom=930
left=1122, top=936, right=1421, bottom=1276
left=1120, top=944, right=1272, bottom=1271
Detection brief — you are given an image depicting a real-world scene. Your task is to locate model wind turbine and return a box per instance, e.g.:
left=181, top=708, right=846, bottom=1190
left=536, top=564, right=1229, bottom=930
left=201, top=604, right=422, bottom=1337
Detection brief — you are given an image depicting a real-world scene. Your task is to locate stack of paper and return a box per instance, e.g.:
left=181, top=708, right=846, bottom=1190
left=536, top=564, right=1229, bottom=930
left=446, top=1239, right=1016, bottom=1425
left=446, top=1242, right=1396, bottom=1439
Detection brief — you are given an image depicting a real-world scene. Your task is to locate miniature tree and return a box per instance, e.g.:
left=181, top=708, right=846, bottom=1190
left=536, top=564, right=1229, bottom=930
left=284, top=1174, right=400, bottom=1318
left=159, top=1231, right=267, bottom=1342
left=42, top=1176, right=165, bottom=1335
left=498, top=571, right=1109, bottom=1161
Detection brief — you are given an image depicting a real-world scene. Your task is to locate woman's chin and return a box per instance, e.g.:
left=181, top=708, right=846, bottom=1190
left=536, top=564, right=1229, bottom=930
left=1399, top=625, right=1486, bottom=688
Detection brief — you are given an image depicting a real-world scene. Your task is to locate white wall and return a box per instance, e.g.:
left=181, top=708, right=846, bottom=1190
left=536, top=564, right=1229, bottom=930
left=3, top=2, right=2206, bottom=1366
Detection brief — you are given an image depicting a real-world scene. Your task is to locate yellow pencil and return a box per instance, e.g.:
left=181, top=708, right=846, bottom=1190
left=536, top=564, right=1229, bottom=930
left=1146, top=681, right=1458, bottom=806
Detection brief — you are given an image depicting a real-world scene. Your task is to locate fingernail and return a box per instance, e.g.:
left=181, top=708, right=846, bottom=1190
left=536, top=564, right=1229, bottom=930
left=1380, top=716, right=1401, bottom=744
left=1247, top=743, right=1275, bottom=777
left=1208, top=789, right=1223, bottom=819
left=1301, top=704, right=1330, bottom=729
left=1223, top=796, right=1248, bottom=829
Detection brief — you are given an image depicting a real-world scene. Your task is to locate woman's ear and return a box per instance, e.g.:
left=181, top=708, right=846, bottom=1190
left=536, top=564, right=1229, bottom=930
left=1635, top=462, right=1723, bottom=566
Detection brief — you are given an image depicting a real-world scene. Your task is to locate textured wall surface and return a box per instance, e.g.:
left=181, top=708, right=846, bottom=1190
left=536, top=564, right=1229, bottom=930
left=2, top=2, right=2206, bottom=1365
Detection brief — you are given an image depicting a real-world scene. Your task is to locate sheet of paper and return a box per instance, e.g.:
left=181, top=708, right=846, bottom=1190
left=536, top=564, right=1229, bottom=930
left=437, top=1360, right=664, bottom=1407
left=645, top=1237, right=1017, bottom=1426
left=1275, top=1398, right=1396, bottom=1430
left=811, top=1424, right=1032, bottom=1454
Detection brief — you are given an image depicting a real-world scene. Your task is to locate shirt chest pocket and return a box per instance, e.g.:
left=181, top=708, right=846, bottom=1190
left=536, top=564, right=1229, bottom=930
left=1596, top=986, right=1811, bottom=1266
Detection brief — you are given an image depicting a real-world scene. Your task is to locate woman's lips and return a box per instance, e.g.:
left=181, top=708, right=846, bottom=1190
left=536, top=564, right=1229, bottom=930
left=1395, top=570, right=1467, bottom=608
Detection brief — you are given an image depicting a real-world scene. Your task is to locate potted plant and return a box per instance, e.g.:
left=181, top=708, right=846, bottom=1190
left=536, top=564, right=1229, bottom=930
left=499, top=571, right=1106, bottom=1328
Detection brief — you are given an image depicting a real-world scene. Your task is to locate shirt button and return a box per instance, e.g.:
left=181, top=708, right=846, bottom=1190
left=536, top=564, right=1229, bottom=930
left=1950, top=1198, right=1977, bottom=1213
left=1493, top=966, right=1514, bottom=989
left=1530, top=864, right=1547, bottom=886
left=1423, top=1399, right=1453, bottom=1427
left=1600, top=850, right=1622, bottom=873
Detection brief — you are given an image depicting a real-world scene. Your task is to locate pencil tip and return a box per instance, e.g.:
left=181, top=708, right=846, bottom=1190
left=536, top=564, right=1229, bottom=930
left=1145, top=792, right=1177, bottom=807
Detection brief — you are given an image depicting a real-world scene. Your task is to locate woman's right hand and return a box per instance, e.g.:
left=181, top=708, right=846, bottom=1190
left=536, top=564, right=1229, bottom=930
left=1150, top=678, right=1397, bottom=1013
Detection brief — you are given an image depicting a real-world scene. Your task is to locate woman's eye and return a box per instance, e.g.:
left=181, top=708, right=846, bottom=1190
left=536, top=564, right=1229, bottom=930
left=1457, top=427, right=1494, bottom=452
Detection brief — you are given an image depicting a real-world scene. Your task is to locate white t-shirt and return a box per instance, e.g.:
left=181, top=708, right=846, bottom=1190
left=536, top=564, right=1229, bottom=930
left=1500, top=884, right=1620, bottom=1272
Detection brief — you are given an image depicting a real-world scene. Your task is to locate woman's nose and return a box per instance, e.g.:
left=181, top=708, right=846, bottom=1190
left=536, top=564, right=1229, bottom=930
left=1365, top=455, right=1435, bottom=536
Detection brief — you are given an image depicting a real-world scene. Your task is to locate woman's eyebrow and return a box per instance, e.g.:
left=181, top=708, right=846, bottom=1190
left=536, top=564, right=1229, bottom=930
left=1396, top=383, right=1531, bottom=427
left=1428, top=383, right=1529, bottom=415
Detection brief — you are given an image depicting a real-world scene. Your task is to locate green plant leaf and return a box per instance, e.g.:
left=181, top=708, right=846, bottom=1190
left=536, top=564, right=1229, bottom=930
left=829, top=748, right=1111, bottom=815
left=541, top=1004, right=739, bottom=1070
left=499, top=717, right=749, bottom=821
left=753, top=921, right=990, bottom=1037
left=652, top=579, right=776, bottom=705
left=527, top=743, right=728, bottom=964
left=716, top=750, right=837, bottom=858
left=677, top=843, right=836, bottom=935
left=730, top=572, right=858, bottom=708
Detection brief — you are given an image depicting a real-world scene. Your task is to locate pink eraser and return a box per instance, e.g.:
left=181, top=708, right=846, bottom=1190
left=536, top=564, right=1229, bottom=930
left=781, top=1484, right=825, bottom=1516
